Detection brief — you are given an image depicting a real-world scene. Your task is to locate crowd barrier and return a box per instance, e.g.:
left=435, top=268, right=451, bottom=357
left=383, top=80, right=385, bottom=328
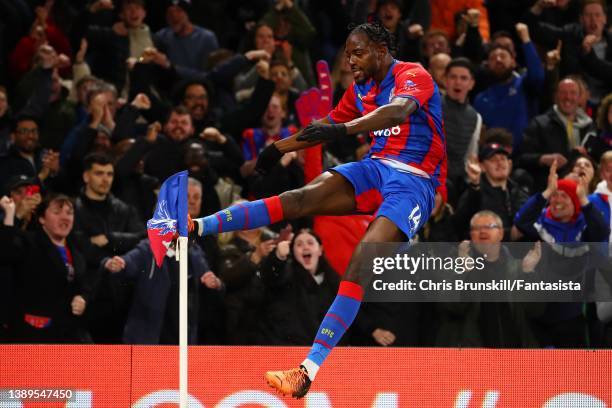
left=1, top=345, right=611, bottom=407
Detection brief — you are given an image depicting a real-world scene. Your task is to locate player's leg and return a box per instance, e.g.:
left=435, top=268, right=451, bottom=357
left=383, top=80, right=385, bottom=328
left=192, top=171, right=355, bottom=236
left=265, top=217, right=405, bottom=398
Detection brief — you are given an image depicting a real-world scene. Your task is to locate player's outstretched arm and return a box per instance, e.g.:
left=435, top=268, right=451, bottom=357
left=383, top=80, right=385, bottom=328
left=344, top=97, right=417, bottom=135
left=255, top=117, right=329, bottom=175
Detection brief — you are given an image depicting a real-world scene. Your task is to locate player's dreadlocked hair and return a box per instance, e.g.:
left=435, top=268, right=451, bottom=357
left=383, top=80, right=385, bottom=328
left=348, top=21, right=397, bottom=54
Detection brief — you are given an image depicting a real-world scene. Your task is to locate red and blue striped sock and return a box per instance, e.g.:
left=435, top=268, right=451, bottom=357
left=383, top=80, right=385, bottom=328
left=194, top=196, right=284, bottom=236
left=302, top=281, right=363, bottom=380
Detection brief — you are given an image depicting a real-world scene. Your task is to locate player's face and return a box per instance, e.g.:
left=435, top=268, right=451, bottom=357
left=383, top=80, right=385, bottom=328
left=84, top=163, right=114, bottom=196
left=39, top=200, right=74, bottom=242
left=549, top=190, right=575, bottom=221
left=345, top=33, right=383, bottom=84
left=293, top=232, right=323, bottom=274
left=481, top=153, right=510, bottom=182
left=187, top=183, right=202, bottom=218
left=445, top=66, right=474, bottom=103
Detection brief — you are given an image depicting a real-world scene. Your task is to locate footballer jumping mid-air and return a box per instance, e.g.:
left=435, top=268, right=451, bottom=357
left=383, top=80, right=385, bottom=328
left=189, top=21, right=446, bottom=398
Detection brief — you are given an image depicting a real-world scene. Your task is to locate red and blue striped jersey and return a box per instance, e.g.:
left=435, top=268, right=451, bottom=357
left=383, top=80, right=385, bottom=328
left=328, top=60, right=447, bottom=187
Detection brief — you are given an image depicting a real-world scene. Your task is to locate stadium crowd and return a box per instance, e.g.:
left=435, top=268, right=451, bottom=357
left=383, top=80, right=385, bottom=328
left=1, top=0, right=612, bottom=348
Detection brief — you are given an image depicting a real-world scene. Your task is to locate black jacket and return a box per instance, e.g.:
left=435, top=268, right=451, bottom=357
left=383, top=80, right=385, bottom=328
left=0, top=226, right=94, bottom=343
left=257, top=253, right=340, bottom=345
left=519, top=108, right=596, bottom=191
left=73, top=193, right=145, bottom=268
left=455, top=176, right=531, bottom=240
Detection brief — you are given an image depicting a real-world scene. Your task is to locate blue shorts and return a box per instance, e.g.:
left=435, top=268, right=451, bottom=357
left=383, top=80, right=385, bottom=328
left=332, top=157, right=435, bottom=239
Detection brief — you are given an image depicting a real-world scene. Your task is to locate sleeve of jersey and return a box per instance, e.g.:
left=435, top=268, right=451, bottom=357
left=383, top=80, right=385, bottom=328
left=328, top=85, right=361, bottom=124
left=393, top=65, right=435, bottom=109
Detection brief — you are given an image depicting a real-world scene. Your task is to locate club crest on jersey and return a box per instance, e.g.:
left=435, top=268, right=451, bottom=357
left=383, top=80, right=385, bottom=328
left=405, top=79, right=417, bottom=89
left=407, top=204, right=422, bottom=235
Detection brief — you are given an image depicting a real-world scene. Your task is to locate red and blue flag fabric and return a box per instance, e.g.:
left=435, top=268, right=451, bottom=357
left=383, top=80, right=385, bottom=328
left=146, top=170, right=189, bottom=266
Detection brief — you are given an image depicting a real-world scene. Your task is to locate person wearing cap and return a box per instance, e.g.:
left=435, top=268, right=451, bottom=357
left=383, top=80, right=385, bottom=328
left=454, top=142, right=530, bottom=240
left=513, top=161, right=609, bottom=348
left=153, top=0, right=219, bottom=79
left=4, top=175, right=42, bottom=231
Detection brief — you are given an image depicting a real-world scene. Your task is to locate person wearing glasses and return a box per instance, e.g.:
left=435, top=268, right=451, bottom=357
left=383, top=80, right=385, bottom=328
left=0, top=115, right=60, bottom=196
left=442, top=210, right=542, bottom=348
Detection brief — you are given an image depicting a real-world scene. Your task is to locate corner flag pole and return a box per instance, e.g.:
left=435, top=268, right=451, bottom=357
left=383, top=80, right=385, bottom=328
left=178, top=236, right=189, bottom=408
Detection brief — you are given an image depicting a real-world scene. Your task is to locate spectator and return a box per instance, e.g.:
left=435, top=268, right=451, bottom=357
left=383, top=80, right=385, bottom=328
left=418, top=187, right=459, bottom=242
left=257, top=228, right=340, bottom=345
left=455, top=143, right=531, bottom=240
left=514, top=163, right=609, bottom=347
left=0, top=115, right=60, bottom=196
left=428, top=52, right=451, bottom=91
left=217, top=220, right=274, bottom=344
left=268, top=59, right=300, bottom=126
left=154, top=1, right=219, bottom=79
left=525, top=0, right=612, bottom=104
left=0, top=193, right=94, bottom=343
left=240, top=94, right=302, bottom=199
left=590, top=150, right=612, bottom=244
left=102, top=236, right=223, bottom=344
left=430, top=0, right=490, bottom=42
left=473, top=24, right=545, bottom=152
left=86, top=0, right=153, bottom=94
left=584, top=92, right=612, bottom=161
left=442, top=57, right=481, bottom=190
left=72, top=152, right=145, bottom=343
left=453, top=211, right=542, bottom=347
left=3, top=175, right=42, bottom=231
left=8, top=1, right=72, bottom=81
left=234, top=23, right=307, bottom=96
left=519, top=78, right=597, bottom=192
left=0, top=86, right=11, bottom=155
left=260, top=0, right=317, bottom=86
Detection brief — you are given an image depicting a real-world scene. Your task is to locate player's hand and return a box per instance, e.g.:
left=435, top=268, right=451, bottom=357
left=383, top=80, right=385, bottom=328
left=255, top=143, right=283, bottom=175
left=296, top=123, right=346, bottom=143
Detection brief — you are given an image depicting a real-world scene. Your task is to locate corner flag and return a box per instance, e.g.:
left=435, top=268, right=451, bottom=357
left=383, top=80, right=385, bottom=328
left=146, top=170, right=189, bottom=266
